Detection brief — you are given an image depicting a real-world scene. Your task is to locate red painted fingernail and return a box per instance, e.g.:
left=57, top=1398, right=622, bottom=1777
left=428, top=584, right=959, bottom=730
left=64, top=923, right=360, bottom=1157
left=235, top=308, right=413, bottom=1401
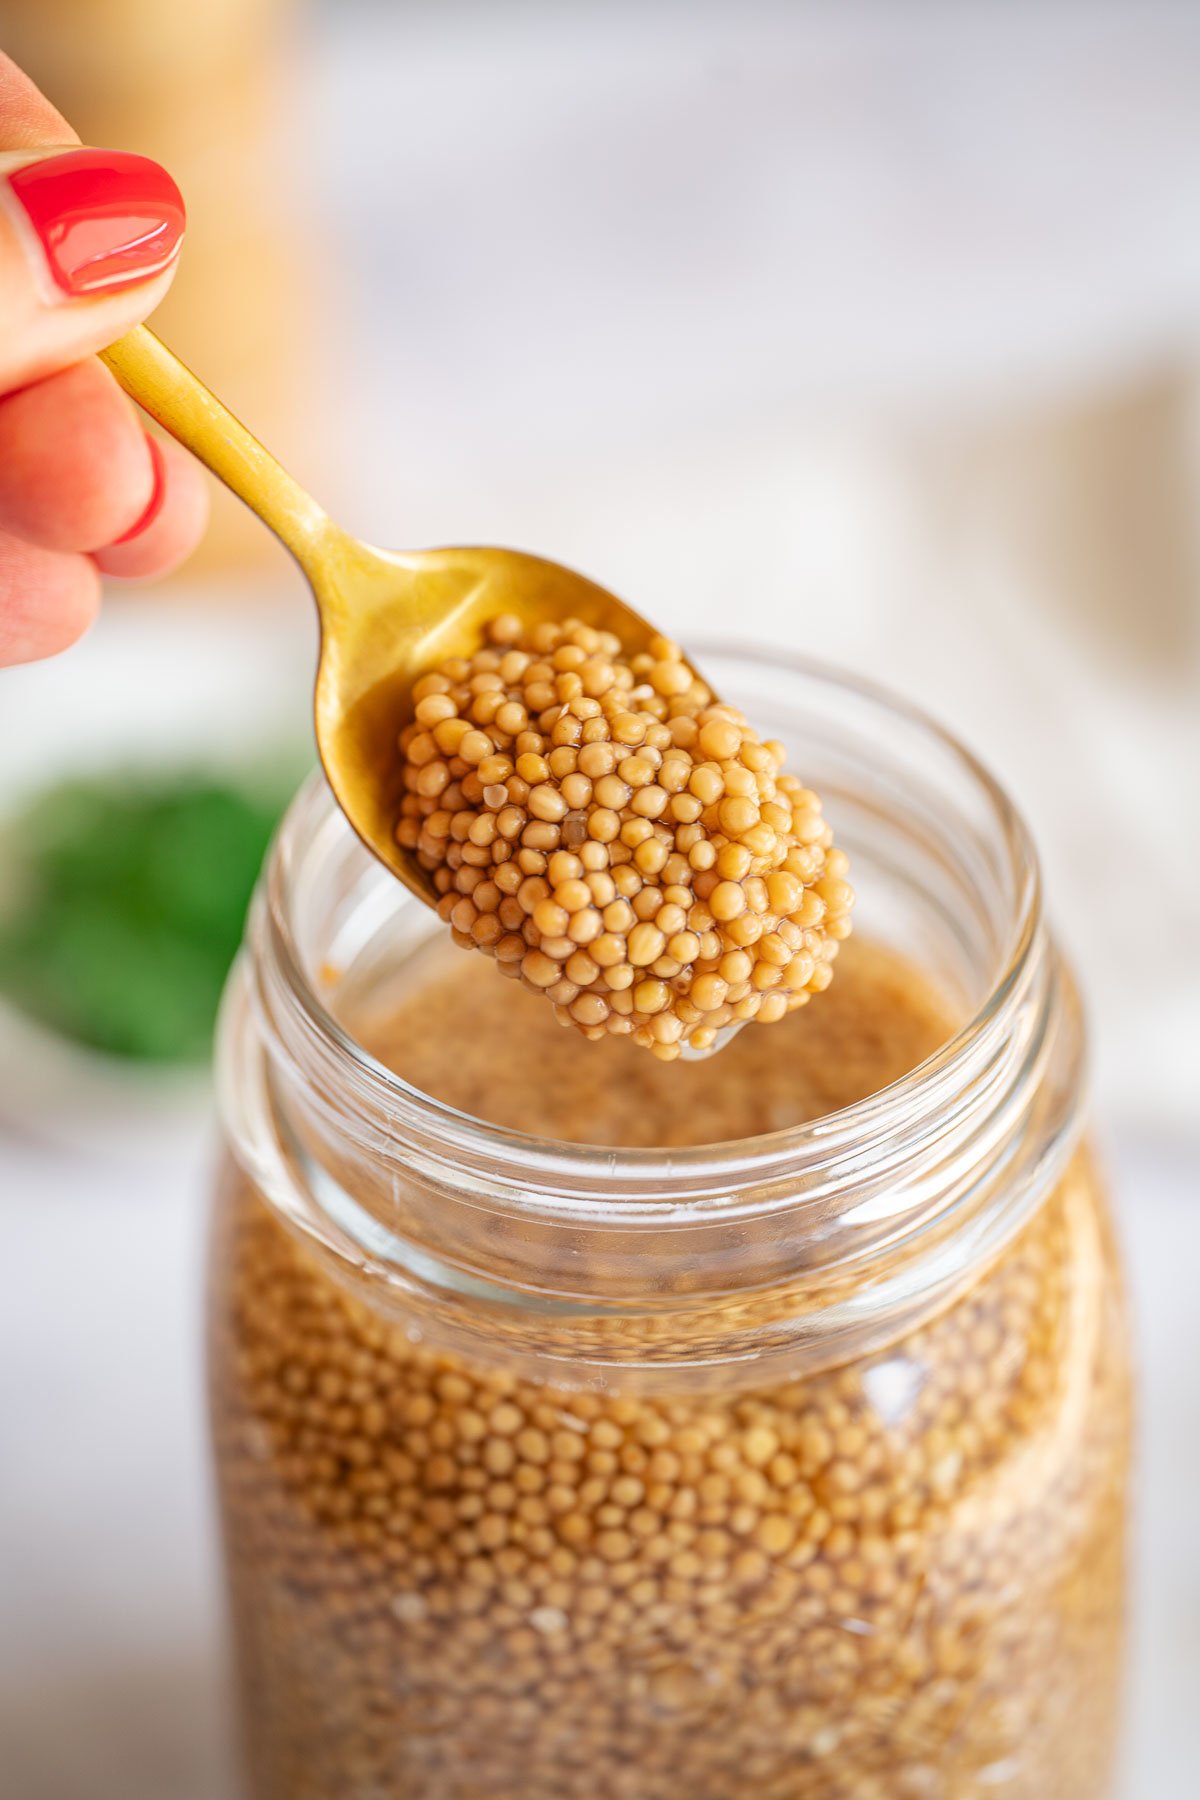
left=6, top=149, right=185, bottom=298
left=112, top=436, right=168, bottom=544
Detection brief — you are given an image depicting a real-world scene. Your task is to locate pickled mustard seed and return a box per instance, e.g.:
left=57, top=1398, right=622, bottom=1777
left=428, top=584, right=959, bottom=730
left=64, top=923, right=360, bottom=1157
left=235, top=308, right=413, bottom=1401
left=211, top=946, right=1129, bottom=1797
left=396, top=616, right=854, bottom=1057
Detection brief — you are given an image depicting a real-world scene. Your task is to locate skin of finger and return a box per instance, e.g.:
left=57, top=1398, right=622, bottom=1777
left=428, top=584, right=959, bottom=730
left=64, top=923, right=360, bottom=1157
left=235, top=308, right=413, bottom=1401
left=92, top=435, right=209, bottom=582
left=0, top=52, right=76, bottom=150
left=0, top=359, right=162, bottom=552
left=0, top=527, right=100, bottom=666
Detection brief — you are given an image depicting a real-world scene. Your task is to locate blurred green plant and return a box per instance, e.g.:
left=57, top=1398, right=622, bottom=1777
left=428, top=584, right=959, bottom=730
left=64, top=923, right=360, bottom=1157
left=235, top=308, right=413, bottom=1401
left=0, top=766, right=304, bottom=1063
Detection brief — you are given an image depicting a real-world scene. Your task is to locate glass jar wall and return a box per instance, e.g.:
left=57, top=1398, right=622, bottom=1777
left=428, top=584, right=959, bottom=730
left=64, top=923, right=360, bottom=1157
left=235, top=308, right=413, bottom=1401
left=209, top=652, right=1131, bottom=1800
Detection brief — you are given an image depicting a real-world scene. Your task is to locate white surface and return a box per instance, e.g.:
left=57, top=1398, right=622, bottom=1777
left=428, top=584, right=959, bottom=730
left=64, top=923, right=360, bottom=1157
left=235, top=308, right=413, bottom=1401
left=0, top=1118, right=1194, bottom=1799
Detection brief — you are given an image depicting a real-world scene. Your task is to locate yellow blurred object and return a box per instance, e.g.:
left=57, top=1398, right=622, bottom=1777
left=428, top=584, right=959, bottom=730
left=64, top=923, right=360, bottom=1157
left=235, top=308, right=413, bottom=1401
left=0, top=0, right=317, bottom=580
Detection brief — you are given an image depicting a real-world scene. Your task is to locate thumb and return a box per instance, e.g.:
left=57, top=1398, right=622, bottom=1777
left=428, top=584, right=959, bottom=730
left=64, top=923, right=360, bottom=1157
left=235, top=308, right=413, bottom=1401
left=0, top=145, right=185, bottom=395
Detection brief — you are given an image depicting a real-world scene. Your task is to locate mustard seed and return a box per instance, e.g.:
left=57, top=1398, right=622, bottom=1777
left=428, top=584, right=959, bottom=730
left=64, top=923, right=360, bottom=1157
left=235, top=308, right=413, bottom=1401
left=627, top=923, right=667, bottom=967
left=698, top=717, right=742, bottom=760
left=710, top=881, right=747, bottom=922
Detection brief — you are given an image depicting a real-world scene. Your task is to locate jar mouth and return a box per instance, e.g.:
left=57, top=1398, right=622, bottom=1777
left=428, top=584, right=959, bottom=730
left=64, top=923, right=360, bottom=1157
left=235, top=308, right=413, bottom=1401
left=250, top=644, right=1046, bottom=1219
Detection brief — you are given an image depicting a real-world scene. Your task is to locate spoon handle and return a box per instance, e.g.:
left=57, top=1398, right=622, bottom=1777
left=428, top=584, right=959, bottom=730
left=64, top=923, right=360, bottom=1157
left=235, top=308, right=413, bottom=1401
left=99, top=325, right=334, bottom=574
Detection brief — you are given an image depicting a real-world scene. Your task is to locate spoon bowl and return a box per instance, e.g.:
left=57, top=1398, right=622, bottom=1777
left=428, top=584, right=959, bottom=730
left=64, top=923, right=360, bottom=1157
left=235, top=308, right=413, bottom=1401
left=100, top=328, right=672, bottom=906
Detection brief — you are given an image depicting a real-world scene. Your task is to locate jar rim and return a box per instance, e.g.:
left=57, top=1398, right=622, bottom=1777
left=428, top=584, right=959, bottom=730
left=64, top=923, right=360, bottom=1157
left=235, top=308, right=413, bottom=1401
left=251, top=643, right=1045, bottom=1219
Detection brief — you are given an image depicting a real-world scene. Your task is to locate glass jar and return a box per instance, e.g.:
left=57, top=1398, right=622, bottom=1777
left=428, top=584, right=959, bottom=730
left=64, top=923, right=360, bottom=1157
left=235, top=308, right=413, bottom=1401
left=209, top=649, right=1131, bottom=1800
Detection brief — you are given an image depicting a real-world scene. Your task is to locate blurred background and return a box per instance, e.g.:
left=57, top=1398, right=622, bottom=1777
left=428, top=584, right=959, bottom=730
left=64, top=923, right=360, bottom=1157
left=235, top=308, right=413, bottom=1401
left=1, top=3, right=1197, bottom=1796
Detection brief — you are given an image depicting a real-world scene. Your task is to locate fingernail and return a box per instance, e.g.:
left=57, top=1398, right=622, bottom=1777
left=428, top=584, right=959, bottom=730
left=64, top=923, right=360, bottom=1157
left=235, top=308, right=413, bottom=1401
left=6, top=149, right=185, bottom=298
left=112, top=436, right=168, bottom=544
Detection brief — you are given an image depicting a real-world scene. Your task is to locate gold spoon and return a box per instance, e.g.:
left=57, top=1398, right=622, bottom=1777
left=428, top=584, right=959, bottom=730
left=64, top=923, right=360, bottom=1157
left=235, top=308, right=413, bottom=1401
left=99, top=326, right=671, bottom=910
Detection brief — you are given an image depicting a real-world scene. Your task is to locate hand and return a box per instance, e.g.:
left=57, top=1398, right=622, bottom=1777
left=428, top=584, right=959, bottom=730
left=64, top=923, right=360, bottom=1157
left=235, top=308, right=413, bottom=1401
left=0, top=53, right=208, bottom=667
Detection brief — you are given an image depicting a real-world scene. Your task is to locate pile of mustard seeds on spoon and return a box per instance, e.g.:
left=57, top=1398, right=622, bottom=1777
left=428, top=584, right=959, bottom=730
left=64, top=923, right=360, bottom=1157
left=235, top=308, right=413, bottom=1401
left=396, top=617, right=852, bottom=1059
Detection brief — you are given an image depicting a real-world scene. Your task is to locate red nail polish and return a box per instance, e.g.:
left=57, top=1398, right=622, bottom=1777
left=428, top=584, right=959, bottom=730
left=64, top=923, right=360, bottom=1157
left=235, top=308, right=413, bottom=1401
left=112, top=436, right=168, bottom=544
left=7, top=149, right=185, bottom=297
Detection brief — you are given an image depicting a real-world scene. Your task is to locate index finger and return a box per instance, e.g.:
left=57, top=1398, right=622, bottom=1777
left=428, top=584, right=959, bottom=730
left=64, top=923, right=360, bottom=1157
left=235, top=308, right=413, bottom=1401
left=0, top=51, right=76, bottom=150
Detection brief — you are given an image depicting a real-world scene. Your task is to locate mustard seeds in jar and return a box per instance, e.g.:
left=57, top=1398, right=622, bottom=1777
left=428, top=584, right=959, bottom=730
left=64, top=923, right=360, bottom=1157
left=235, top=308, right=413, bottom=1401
left=394, top=618, right=853, bottom=1057
left=211, top=653, right=1132, bottom=1800
left=211, top=944, right=1128, bottom=1800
